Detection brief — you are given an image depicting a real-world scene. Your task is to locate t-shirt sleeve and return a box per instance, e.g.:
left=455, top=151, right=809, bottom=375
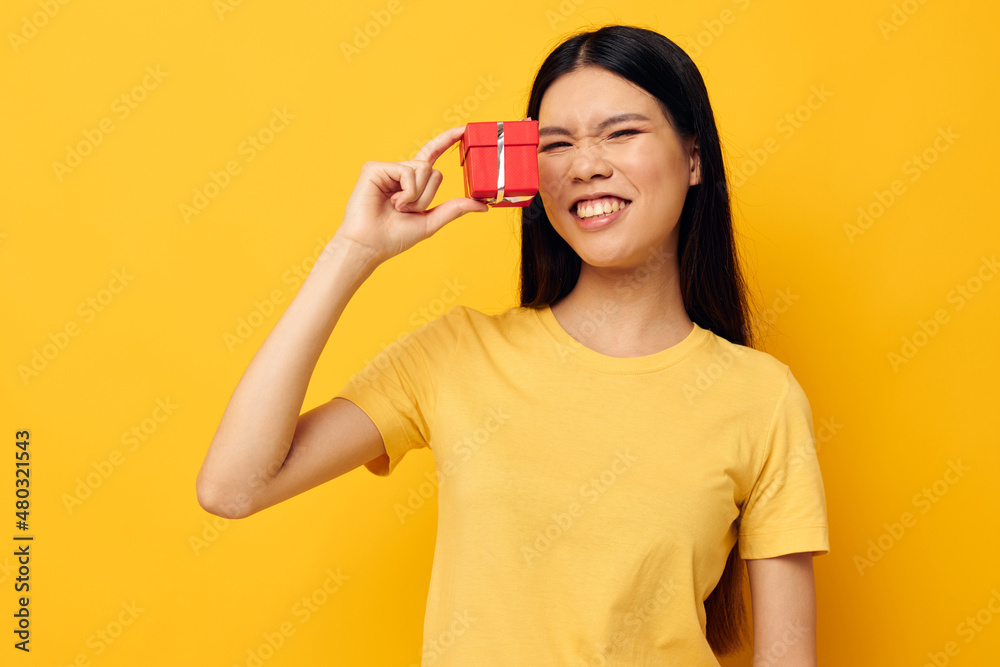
left=333, top=305, right=465, bottom=477
left=737, top=367, right=830, bottom=559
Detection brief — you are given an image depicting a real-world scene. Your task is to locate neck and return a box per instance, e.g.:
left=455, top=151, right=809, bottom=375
left=550, top=254, right=693, bottom=358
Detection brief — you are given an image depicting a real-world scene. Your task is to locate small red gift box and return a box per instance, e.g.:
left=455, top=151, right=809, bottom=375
left=459, top=120, right=539, bottom=207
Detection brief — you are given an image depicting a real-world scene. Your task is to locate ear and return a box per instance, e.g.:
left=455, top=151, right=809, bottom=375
left=688, top=135, right=701, bottom=186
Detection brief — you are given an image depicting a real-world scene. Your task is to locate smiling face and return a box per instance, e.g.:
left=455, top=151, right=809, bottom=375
left=536, top=66, right=700, bottom=269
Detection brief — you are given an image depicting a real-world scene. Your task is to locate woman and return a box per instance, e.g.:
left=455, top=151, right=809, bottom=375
left=196, top=24, right=829, bottom=666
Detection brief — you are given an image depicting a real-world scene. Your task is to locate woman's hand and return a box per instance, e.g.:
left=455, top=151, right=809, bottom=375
left=334, top=125, right=489, bottom=265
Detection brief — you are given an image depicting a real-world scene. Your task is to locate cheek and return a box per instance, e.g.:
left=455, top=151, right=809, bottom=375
left=537, top=162, right=567, bottom=208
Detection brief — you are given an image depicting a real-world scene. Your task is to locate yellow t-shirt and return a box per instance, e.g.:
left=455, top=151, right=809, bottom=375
left=335, top=304, right=830, bottom=666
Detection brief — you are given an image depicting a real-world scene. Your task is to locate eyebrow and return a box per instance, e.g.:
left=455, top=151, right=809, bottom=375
left=538, top=113, right=653, bottom=138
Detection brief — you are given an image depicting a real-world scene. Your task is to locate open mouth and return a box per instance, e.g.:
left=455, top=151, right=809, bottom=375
left=569, top=199, right=632, bottom=221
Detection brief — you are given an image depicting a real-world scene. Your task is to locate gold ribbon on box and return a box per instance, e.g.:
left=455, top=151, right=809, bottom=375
left=486, top=121, right=533, bottom=205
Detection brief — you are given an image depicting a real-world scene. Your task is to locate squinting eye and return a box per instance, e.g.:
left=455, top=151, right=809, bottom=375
left=539, top=129, right=640, bottom=152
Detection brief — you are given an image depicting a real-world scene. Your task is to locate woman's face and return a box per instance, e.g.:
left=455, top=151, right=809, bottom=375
left=536, top=66, right=700, bottom=269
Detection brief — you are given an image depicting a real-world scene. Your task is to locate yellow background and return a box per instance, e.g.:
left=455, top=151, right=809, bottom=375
left=3, top=0, right=999, bottom=664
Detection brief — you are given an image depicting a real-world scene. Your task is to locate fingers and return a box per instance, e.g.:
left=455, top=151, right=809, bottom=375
left=412, top=125, right=467, bottom=166
left=382, top=125, right=469, bottom=212
left=422, top=198, right=490, bottom=235
left=400, top=169, right=442, bottom=212
left=392, top=162, right=435, bottom=210
left=390, top=165, right=416, bottom=208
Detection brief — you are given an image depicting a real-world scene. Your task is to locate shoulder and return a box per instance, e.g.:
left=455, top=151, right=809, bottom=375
left=442, top=304, right=538, bottom=336
left=402, top=304, right=519, bottom=348
left=698, top=328, right=791, bottom=385
left=691, top=327, right=812, bottom=417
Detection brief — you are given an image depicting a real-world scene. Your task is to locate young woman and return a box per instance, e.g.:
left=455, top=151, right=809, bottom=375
left=197, top=24, right=829, bottom=666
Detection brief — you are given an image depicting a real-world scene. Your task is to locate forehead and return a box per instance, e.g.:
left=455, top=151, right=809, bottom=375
left=538, top=67, right=660, bottom=127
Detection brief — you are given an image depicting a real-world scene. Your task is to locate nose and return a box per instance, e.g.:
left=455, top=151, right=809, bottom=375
left=567, top=142, right=613, bottom=182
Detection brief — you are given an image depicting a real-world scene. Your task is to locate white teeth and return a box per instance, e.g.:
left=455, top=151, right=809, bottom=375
left=575, top=198, right=628, bottom=219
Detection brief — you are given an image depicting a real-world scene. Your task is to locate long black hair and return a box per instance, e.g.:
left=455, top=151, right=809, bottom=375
left=519, top=24, right=758, bottom=656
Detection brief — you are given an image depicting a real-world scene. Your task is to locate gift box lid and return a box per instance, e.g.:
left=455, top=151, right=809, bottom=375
left=460, top=120, right=539, bottom=166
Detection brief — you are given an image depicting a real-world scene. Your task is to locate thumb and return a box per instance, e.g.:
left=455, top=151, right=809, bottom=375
left=424, top=198, right=490, bottom=234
